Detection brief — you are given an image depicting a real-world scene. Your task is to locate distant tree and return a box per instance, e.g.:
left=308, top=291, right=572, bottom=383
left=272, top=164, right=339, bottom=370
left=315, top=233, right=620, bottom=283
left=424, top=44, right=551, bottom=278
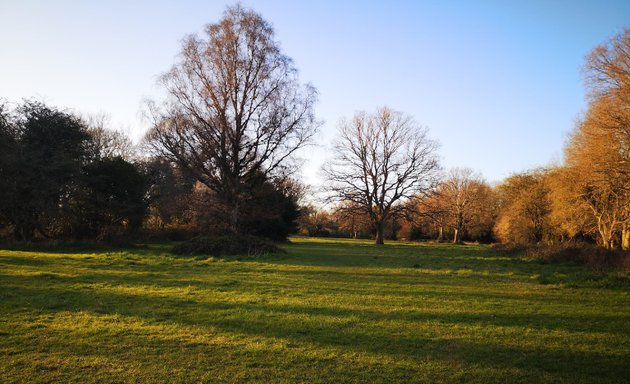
left=438, top=168, right=488, bottom=244
left=414, top=192, right=450, bottom=241
left=75, top=157, right=148, bottom=241
left=547, top=166, right=596, bottom=243
left=409, top=172, right=496, bottom=243
left=144, top=158, right=197, bottom=232
left=570, top=29, right=630, bottom=249
left=84, top=114, right=135, bottom=160
left=238, top=174, right=302, bottom=241
left=145, top=4, right=319, bottom=234
left=333, top=202, right=372, bottom=239
left=0, top=101, right=92, bottom=240
left=298, top=205, right=335, bottom=237
left=464, top=181, right=497, bottom=243
left=494, top=170, right=554, bottom=244
left=323, top=107, right=440, bottom=245
left=564, top=98, right=629, bottom=249
left=0, top=103, right=19, bottom=233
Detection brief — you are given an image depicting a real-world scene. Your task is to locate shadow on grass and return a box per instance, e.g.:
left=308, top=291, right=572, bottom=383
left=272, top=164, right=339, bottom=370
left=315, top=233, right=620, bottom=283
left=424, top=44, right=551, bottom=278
left=2, top=239, right=629, bottom=382
left=0, top=241, right=157, bottom=255
left=0, top=239, right=592, bottom=281
left=2, top=277, right=628, bottom=383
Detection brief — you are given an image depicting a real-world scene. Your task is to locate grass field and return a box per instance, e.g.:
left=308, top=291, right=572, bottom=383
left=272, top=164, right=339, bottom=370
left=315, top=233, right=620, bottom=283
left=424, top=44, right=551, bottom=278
left=1, top=237, right=629, bottom=383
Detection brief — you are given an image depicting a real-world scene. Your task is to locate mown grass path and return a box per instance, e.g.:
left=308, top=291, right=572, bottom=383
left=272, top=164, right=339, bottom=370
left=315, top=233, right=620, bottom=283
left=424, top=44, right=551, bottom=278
left=1, top=238, right=628, bottom=383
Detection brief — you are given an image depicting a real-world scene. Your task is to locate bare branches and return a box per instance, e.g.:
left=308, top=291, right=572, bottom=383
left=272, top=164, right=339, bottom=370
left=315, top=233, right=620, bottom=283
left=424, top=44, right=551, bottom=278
left=568, top=29, right=630, bottom=249
left=144, top=5, right=319, bottom=232
left=584, top=28, right=630, bottom=104
left=323, top=106, right=440, bottom=244
left=437, top=168, right=488, bottom=243
left=83, top=114, right=135, bottom=160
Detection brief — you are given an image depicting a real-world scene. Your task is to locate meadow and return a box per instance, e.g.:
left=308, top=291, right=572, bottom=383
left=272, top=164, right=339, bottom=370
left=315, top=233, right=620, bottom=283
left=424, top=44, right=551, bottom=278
left=0, top=238, right=628, bottom=383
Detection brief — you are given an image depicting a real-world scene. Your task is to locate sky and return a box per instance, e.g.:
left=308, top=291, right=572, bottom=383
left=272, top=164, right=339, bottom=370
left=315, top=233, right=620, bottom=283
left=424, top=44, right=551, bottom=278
left=1, top=0, right=629, bottom=186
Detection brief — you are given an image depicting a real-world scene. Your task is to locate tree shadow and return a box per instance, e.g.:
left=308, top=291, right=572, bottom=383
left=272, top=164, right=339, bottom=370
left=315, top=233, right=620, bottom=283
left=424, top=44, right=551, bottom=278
left=2, top=276, right=628, bottom=383
left=2, top=239, right=629, bottom=382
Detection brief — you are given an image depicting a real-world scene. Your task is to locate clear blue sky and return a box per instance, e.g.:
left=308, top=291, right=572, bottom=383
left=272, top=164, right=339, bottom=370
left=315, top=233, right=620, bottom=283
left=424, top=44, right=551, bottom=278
left=1, top=0, right=628, bottom=185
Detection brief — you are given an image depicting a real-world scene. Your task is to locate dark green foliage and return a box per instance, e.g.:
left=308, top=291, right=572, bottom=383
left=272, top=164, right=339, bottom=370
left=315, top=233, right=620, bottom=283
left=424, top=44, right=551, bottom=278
left=239, top=173, right=301, bottom=241
left=74, top=157, right=148, bottom=241
left=171, top=234, right=282, bottom=257
left=143, top=158, right=196, bottom=230
left=0, top=101, right=149, bottom=243
left=0, top=101, right=91, bottom=240
left=0, top=104, right=19, bottom=228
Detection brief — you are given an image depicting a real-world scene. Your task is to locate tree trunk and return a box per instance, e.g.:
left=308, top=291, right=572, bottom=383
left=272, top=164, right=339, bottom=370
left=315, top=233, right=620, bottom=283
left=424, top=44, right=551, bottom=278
left=14, top=219, right=36, bottom=242
left=375, top=222, right=384, bottom=245
left=229, top=201, right=239, bottom=234
left=622, top=223, right=630, bottom=251
left=453, top=228, right=459, bottom=244
left=596, top=216, right=613, bottom=250
left=437, top=226, right=443, bottom=242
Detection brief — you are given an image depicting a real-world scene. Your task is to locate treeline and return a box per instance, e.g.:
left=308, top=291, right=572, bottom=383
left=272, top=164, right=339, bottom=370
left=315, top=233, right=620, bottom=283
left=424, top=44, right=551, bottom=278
left=302, top=29, right=628, bottom=251
left=0, top=102, right=145, bottom=242
left=0, top=6, right=309, bottom=244
left=305, top=164, right=627, bottom=251
left=0, top=6, right=626, bottom=253
left=0, top=101, right=302, bottom=243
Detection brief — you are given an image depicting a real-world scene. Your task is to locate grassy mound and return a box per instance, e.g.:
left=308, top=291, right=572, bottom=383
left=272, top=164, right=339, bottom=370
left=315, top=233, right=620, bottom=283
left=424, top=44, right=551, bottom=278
left=171, top=234, right=282, bottom=257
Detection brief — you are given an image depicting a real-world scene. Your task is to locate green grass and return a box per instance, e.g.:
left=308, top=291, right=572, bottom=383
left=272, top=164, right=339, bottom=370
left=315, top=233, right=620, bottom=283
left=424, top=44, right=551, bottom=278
left=0, top=237, right=628, bottom=383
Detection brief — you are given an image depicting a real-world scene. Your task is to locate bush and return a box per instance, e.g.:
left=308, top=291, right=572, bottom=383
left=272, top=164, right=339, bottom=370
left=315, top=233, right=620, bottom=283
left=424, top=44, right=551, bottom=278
left=139, top=228, right=201, bottom=242
left=171, top=234, right=283, bottom=257
left=528, top=244, right=629, bottom=272
left=490, top=243, right=528, bottom=256
left=493, top=242, right=630, bottom=272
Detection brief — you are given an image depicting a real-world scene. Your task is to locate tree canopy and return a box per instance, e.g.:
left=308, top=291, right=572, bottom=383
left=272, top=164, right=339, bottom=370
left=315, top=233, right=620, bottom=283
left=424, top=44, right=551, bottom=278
left=323, top=107, right=440, bottom=245
left=145, top=4, right=319, bottom=235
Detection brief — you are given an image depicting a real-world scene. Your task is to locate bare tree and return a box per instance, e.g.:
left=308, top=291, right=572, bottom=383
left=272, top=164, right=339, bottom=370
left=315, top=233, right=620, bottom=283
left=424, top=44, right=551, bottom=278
left=438, top=168, right=487, bottom=244
left=584, top=28, right=630, bottom=108
left=416, top=192, right=450, bottom=241
left=565, top=98, right=629, bottom=249
left=562, top=28, right=630, bottom=249
left=323, top=107, right=440, bottom=245
left=84, top=114, right=135, bottom=160
left=145, top=5, right=319, bottom=233
left=494, top=170, right=552, bottom=244
left=333, top=201, right=372, bottom=239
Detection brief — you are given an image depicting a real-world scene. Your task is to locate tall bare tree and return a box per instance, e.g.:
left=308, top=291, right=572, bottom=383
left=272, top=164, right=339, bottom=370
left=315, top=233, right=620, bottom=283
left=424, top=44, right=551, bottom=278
left=145, top=5, right=319, bottom=233
left=562, top=29, right=630, bottom=249
left=565, top=98, right=629, bottom=249
left=323, top=107, right=440, bottom=245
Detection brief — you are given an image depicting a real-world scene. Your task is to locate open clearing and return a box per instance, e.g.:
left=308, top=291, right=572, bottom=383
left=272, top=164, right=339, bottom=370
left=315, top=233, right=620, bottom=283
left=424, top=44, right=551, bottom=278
left=1, top=238, right=628, bottom=383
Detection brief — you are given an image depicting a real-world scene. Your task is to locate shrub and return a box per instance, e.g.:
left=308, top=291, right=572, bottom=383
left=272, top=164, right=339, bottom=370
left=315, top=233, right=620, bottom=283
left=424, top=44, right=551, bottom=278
left=171, top=234, right=283, bottom=257
left=490, top=243, right=528, bottom=256
left=525, top=243, right=630, bottom=272
left=497, top=242, right=630, bottom=272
